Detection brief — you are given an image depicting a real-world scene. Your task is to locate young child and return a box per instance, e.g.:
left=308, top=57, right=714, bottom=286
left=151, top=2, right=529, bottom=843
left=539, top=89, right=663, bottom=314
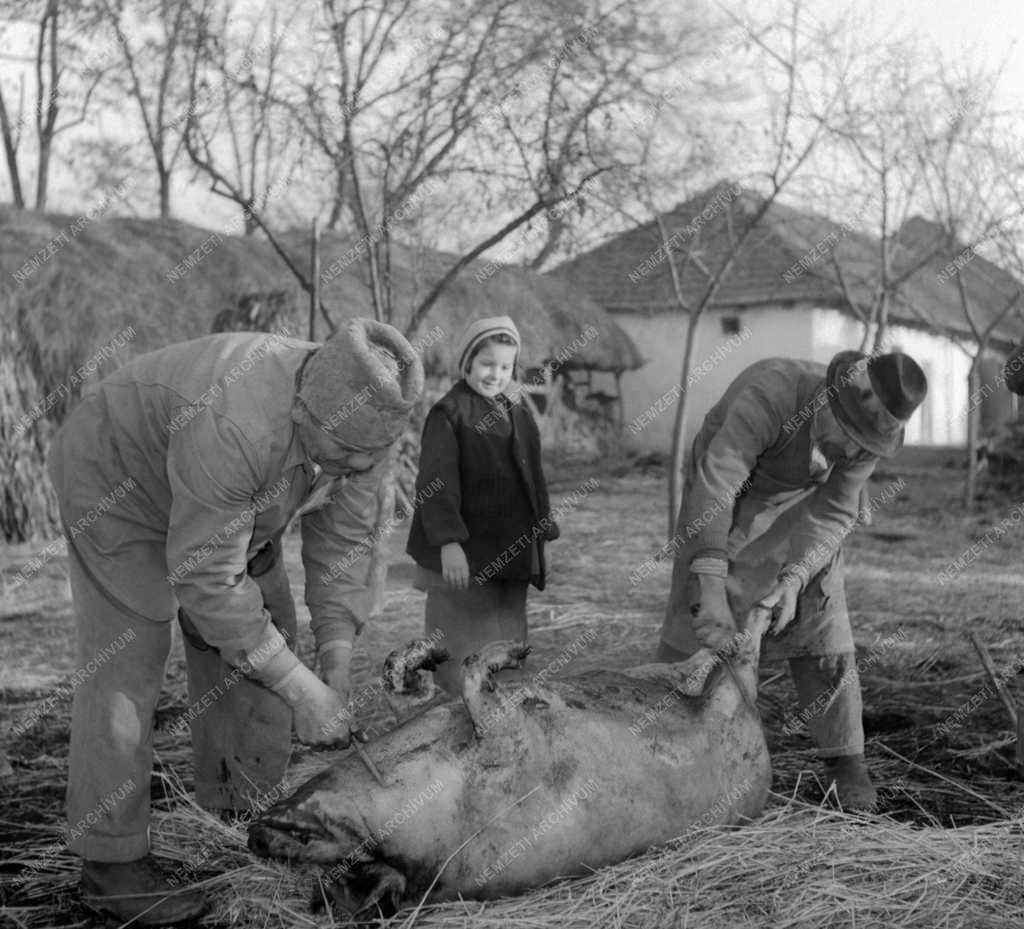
left=406, top=316, right=559, bottom=695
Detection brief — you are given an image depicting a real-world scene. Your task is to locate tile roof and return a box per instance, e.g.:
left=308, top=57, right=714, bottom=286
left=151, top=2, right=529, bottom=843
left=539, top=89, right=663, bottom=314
left=555, top=184, right=1024, bottom=348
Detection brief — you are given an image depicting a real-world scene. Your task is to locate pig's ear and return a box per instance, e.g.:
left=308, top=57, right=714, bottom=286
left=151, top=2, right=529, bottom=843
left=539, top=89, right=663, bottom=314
left=314, top=860, right=406, bottom=919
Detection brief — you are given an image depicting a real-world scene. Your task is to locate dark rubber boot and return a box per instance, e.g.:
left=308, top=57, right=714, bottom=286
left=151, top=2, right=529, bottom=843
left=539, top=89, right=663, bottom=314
left=81, top=855, right=209, bottom=926
left=824, top=754, right=878, bottom=813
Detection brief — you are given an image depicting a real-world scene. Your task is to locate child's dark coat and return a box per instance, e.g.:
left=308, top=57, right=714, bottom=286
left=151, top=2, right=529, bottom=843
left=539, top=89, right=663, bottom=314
left=406, top=380, right=557, bottom=589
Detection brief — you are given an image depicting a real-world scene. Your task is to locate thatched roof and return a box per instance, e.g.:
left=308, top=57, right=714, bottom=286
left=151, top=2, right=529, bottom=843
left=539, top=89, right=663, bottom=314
left=556, top=184, right=1024, bottom=350
left=0, top=209, right=642, bottom=414
left=310, top=237, right=645, bottom=374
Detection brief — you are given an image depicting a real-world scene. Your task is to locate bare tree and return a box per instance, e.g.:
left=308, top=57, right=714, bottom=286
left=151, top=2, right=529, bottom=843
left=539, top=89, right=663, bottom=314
left=0, top=0, right=107, bottom=209
left=653, top=0, right=846, bottom=540
left=182, top=0, right=333, bottom=329
left=810, top=50, right=1024, bottom=507
left=0, top=63, right=26, bottom=207
left=911, top=65, right=1024, bottom=506
left=96, top=0, right=195, bottom=218
left=183, top=0, right=307, bottom=234
left=297, top=0, right=522, bottom=327
left=486, top=2, right=676, bottom=271
left=804, top=37, right=979, bottom=354
left=290, top=0, right=672, bottom=337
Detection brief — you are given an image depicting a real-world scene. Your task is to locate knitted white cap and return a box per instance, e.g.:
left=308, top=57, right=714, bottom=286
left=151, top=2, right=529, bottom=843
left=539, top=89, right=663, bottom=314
left=453, top=316, right=521, bottom=377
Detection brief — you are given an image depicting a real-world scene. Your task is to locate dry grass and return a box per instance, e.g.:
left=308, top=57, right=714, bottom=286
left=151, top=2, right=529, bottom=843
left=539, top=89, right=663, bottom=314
left=6, top=772, right=1023, bottom=929
left=3, top=450, right=1024, bottom=926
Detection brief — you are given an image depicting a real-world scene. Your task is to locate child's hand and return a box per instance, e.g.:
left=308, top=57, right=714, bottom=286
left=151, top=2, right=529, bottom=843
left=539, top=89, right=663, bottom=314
left=441, top=542, right=470, bottom=589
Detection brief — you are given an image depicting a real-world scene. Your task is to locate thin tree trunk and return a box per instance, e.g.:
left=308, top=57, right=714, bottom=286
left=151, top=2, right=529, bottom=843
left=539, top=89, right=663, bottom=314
left=326, top=171, right=345, bottom=231
left=0, top=88, right=25, bottom=209
left=309, top=218, right=319, bottom=342
left=963, top=362, right=981, bottom=508
left=35, top=135, right=51, bottom=209
left=667, top=308, right=703, bottom=543
left=871, top=291, right=890, bottom=354
left=158, top=166, right=171, bottom=218
left=34, top=0, right=59, bottom=210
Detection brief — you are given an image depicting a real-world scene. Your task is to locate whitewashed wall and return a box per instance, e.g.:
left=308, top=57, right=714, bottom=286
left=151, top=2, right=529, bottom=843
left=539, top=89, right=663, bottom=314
left=811, top=309, right=983, bottom=446
left=614, top=306, right=816, bottom=451
left=614, top=303, right=998, bottom=452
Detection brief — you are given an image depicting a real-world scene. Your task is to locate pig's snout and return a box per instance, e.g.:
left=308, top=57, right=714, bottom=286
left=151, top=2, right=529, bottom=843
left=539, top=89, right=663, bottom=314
left=247, top=810, right=359, bottom=865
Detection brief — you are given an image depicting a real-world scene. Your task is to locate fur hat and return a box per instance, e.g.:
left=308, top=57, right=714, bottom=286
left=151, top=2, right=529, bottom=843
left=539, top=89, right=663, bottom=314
left=298, top=318, right=424, bottom=450
left=454, top=316, right=521, bottom=377
left=826, top=350, right=928, bottom=458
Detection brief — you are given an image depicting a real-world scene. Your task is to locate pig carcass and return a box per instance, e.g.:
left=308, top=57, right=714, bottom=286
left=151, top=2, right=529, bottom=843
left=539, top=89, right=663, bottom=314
left=248, top=611, right=773, bottom=915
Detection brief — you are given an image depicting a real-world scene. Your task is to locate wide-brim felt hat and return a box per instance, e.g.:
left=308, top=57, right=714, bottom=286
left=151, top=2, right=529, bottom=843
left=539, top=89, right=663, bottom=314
left=826, top=350, right=928, bottom=458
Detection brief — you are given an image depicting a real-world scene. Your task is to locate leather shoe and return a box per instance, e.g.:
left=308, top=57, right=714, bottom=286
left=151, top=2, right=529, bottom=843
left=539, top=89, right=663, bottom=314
left=81, top=854, right=209, bottom=926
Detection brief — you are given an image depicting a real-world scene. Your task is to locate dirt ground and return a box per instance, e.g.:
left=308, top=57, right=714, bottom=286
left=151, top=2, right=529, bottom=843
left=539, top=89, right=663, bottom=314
left=2, top=446, right=1024, bottom=925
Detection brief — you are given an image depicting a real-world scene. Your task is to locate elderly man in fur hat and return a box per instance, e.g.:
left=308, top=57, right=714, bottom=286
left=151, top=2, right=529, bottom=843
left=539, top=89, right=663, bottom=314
left=657, top=350, right=927, bottom=813
left=48, top=319, right=424, bottom=926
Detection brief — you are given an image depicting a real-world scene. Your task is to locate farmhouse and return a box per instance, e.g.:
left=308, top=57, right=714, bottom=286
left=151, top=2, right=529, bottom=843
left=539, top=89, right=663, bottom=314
left=556, top=184, right=1024, bottom=451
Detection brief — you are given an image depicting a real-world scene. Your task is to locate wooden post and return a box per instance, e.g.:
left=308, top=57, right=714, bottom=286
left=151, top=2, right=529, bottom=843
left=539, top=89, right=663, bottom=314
left=309, top=218, right=320, bottom=342
left=614, top=371, right=624, bottom=434
left=964, top=364, right=980, bottom=508
left=368, top=443, right=399, bottom=619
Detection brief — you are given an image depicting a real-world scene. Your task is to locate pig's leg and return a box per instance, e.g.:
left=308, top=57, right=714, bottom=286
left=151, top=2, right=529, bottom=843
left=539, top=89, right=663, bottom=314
left=461, top=641, right=532, bottom=737
left=623, top=648, right=723, bottom=695
left=624, top=607, right=771, bottom=702
left=383, top=637, right=451, bottom=696
left=318, top=860, right=407, bottom=919
left=382, top=638, right=451, bottom=722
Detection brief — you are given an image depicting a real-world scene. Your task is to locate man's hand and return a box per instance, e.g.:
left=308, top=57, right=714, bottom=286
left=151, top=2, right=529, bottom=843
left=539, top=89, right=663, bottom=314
left=269, top=663, right=351, bottom=747
left=441, top=542, right=470, bottom=589
left=758, top=570, right=804, bottom=634
left=690, top=574, right=736, bottom=650
left=318, top=641, right=352, bottom=705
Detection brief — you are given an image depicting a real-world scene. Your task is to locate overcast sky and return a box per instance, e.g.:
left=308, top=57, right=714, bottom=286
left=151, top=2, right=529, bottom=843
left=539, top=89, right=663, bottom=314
left=0, top=0, right=1021, bottom=237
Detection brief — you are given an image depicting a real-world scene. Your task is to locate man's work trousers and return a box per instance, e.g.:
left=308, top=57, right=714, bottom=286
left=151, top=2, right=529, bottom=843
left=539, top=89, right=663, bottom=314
left=65, top=540, right=296, bottom=862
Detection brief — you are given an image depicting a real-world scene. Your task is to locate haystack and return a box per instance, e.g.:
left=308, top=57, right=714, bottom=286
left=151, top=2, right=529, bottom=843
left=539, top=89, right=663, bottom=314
left=0, top=209, right=642, bottom=540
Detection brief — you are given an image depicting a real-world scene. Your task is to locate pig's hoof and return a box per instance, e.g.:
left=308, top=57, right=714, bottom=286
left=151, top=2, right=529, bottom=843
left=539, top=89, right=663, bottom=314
left=383, top=638, right=451, bottom=696
left=463, top=640, right=532, bottom=693
left=318, top=860, right=406, bottom=919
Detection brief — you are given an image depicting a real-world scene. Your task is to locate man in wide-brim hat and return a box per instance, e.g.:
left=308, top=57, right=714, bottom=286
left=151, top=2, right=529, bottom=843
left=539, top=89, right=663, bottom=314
left=48, top=319, right=424, bottom=926
left=658, top=349, right=928, bottom=812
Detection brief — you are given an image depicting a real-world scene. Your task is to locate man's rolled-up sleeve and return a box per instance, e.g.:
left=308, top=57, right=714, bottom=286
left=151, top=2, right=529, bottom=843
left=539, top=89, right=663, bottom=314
left=301, top=460, right=383, bottom=649
left=784, top=456, right=877, bottom=584
left=685, top=385, right=779, bottom=562
left=165, top=410, right=293, bottom=675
